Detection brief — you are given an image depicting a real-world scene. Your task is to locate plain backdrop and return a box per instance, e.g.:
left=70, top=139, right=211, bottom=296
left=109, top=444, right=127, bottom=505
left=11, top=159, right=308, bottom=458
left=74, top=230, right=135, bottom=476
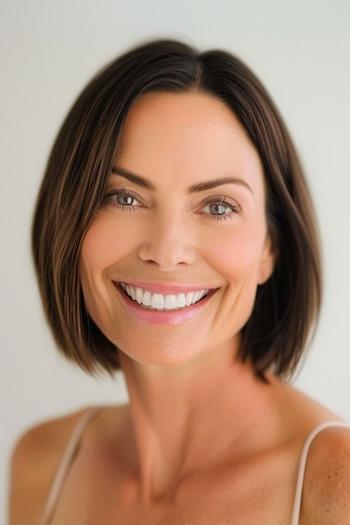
left=1, top=0, right=349, bottom=522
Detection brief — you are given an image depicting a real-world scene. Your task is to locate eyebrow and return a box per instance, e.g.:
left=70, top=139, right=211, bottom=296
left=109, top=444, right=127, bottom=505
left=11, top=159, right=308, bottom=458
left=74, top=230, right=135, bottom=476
left=111, top=165, right=253, bottom=194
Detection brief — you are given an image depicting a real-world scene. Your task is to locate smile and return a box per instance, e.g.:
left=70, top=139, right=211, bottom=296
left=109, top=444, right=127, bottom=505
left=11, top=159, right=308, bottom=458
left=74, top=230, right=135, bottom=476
left=113, top=282, right=219, bottom=326
left=119, top=282, right=210, bottom=310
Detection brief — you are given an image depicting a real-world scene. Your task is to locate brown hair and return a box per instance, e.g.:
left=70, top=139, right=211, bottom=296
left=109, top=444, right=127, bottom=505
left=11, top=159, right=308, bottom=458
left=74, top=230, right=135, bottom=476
left=31, top=37, right=323, bottom=384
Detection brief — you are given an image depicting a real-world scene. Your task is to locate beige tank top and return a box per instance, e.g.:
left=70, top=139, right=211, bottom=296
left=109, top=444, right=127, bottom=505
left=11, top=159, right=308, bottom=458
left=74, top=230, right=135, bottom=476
left=39, top=406, right=350, bottom=524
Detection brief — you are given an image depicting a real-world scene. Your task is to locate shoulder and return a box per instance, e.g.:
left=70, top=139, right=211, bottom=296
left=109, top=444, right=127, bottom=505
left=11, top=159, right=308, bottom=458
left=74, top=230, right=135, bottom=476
left=270, top=381, right=350, bottom=522
left=8, top=404, right=100, bottom=525
left=302, top=422, right=350, bottom=524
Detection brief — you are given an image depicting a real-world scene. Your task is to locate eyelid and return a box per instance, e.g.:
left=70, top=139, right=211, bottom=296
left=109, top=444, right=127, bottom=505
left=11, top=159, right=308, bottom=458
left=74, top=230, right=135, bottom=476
left=102, top=186, right=248, bottom=223
left=105, top=185, right=243, bottom=206
left=202, top=193, right=241, bottom=207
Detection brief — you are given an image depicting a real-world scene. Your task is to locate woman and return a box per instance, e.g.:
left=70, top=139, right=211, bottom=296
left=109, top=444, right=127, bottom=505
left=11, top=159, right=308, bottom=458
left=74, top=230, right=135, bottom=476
left=9, top=38, right=350, bottom=524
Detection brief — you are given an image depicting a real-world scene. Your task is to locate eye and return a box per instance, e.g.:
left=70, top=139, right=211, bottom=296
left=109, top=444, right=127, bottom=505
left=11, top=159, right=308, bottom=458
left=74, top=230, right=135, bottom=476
left=101, top=188, right=141, bottom=213
left=101, top=188, right=241, bottom=222
left=201, top=196, right=241, bottom=223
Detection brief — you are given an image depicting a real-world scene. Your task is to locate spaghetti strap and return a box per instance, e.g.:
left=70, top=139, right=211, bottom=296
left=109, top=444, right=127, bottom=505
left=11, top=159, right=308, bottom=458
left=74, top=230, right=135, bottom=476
left=39, top=410, right=350, bottom=525
left=289, top=419, right=350, bottom=525
left=40, top=406, right=103, bottom=525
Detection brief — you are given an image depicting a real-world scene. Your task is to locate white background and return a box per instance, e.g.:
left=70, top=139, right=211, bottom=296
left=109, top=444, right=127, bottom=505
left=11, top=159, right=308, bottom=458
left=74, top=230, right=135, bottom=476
left=1, top=0, right=349, bottom=522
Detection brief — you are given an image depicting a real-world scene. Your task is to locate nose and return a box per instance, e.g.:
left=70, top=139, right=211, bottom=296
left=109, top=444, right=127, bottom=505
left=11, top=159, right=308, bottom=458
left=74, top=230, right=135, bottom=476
left=138, top=211, right=196, bottom=271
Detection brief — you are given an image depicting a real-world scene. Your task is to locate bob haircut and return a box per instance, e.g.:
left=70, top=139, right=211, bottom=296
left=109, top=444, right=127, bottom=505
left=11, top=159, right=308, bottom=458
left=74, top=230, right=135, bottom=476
left=31, top=38, right=323, bottom=384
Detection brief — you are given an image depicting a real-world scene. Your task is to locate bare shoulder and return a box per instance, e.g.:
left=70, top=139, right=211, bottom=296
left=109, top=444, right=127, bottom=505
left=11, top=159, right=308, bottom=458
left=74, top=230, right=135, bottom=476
left=8, top=404, right=100, bottom=525
left=302, top=421, right=350, bottom=524
left=268, top=378, right=350, bottom=522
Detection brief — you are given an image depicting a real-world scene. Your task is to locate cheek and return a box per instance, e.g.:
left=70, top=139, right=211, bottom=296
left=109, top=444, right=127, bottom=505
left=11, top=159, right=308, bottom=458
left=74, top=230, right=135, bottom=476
left=80, top=212, right=265, bottom=284
left=206, top=226, right=263, bottom=282
left=79, top=218, right=124, bottom=330
left=80, top=215, right=132, bottom=271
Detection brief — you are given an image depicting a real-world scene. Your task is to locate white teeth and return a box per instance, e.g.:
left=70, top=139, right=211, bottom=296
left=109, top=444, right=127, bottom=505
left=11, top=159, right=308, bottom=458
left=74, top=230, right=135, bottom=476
left=120, top=283, right=209, bottom=310
left=185, top=292, right=193, bottom=307
left=152, top=293, right=165, bottom=309
left=135, top=287, right=143, bottom=304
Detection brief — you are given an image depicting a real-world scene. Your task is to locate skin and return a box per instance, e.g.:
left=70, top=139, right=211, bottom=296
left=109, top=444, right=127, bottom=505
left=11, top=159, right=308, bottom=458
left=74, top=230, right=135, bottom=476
left=9, top=91, right=350, bottom=525
left=79, top=90, right=283, bottom=505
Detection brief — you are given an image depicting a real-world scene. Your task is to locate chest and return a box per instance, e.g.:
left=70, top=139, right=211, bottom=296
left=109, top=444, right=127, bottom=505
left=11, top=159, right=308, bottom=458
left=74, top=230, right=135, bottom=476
left=49, top=445, right=301, bottom=525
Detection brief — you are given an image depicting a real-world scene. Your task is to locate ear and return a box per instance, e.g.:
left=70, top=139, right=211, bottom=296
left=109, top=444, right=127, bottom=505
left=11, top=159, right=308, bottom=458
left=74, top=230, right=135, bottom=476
left=257, top=233, right=278, bottom=285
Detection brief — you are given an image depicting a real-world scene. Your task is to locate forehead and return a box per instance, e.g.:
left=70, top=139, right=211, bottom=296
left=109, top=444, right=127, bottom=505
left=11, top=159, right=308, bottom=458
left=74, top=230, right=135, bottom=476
left=115, top=91, right=265, bottom=195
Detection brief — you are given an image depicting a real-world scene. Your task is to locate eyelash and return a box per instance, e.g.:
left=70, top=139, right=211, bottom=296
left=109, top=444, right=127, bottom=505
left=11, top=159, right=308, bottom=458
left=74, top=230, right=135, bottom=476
left=101, top=187, right=241, bottom=223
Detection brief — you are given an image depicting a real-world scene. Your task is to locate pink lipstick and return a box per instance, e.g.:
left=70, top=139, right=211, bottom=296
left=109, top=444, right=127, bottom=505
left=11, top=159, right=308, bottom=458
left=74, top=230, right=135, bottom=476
left=113, top=282, right=219, bottom=326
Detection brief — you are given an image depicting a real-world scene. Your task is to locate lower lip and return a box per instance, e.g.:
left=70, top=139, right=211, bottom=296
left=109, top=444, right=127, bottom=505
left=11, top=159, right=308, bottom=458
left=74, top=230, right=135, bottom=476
left=114, top=283, right=219, bottom=325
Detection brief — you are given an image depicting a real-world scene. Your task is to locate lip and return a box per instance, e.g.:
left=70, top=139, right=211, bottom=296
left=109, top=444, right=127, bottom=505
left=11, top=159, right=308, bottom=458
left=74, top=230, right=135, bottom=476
left=114, top=282, right=219, bottom=325
left=112, top=279, right=220, bottom=295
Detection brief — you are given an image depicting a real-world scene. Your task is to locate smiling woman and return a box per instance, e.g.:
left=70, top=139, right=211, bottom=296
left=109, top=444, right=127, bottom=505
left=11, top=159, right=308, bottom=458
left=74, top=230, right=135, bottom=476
left=8, top=38, right=350, bottom=525
left=29, top=39, right=315, bottom=383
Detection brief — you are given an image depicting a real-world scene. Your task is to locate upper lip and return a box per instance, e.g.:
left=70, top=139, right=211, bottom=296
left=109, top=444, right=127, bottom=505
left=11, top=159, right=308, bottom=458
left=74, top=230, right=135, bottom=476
left=113, top=279, right=220, bottom=295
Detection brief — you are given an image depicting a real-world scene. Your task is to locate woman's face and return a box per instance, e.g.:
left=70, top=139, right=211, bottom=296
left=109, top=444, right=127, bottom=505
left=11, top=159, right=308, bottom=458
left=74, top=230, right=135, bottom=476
left=80, top=91, right=276, bottom=368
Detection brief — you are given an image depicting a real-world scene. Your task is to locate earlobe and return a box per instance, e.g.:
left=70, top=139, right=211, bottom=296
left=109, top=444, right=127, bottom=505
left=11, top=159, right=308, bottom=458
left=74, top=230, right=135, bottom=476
left=258, top=235, right=278, bottom=285
left=258, top=258, right=274, bottom=285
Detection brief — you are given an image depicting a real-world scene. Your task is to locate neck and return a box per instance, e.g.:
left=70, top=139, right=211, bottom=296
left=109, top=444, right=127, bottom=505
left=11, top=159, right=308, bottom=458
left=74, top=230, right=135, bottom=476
left=117, top=338, right=280, bottom=504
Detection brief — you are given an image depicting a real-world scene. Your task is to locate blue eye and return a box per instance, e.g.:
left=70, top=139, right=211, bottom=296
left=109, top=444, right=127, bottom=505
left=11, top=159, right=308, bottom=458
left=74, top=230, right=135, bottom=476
left=105, top=188, right=139, bottom=212
left=201, top=198, right=239, bottom=222
left=102, top=188, right=240, bottom=222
